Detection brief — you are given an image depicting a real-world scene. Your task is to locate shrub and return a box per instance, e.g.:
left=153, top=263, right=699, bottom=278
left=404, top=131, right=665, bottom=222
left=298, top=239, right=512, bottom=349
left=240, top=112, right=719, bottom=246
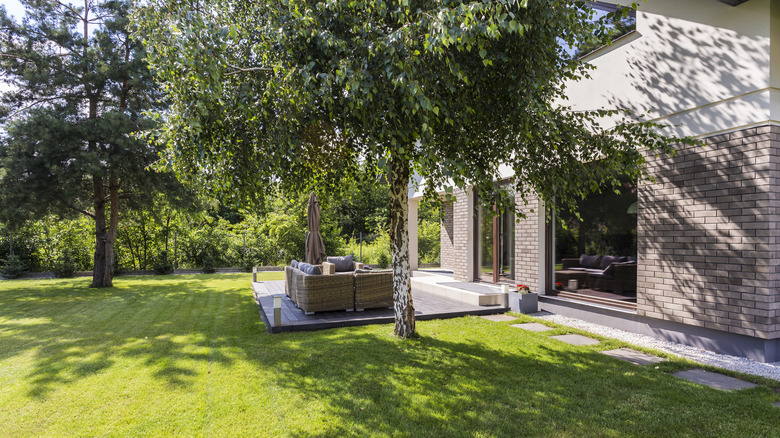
left=376, top=252, right=390, bottom=269
left=0, top=254, right=27, bottom=279
left=153, top=250, right=174, bottom=275
left=53, top=251, right=77, bottom=278
left=202, top=254, right=216, bottom=273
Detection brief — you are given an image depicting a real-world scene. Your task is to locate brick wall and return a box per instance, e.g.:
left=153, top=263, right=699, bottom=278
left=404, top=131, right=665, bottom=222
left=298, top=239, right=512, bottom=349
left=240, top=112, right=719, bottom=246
left=450, top=188, right=472, bottom=281
left=440, top=200, right=455, bottom=270
left=514, top=194, right=540, bottom=291
left=638, top=125, right=780, bottom=340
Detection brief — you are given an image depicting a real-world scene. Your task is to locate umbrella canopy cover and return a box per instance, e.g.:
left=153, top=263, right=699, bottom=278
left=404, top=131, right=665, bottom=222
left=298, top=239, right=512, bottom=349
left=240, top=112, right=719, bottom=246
left=306, top=193, right=326, bottom=265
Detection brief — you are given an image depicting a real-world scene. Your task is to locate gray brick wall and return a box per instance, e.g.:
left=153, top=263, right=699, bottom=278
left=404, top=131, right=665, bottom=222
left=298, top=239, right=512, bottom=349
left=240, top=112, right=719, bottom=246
left=450, top=188, right=472, bottom=281
left=514, top=194, right=540, bottom=291
left=440, top=200, right=455, bottom=271
left=638, top=125, right=780, bottom=340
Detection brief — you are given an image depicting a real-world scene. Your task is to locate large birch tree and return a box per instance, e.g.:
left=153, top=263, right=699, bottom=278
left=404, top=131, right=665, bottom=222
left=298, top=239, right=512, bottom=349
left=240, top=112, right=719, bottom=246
left=136, top=0, right=690, bottom=337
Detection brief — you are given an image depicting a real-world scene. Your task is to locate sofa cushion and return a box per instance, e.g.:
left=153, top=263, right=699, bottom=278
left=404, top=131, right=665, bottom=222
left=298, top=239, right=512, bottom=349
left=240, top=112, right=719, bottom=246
left=579, top=254, right=602, bottom=269
left=291, top=259, right=299, bottom=269
left=599, top=255, right=626, bottom=270
left=297, top=262, right=322, bottom=275
left=327, top=255, right=354, bottom=272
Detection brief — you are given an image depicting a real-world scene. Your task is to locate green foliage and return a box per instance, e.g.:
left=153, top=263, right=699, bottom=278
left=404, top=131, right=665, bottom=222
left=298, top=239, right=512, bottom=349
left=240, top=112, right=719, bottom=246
left=0, top=0, right=183, bottom=287
left=0, top=254, right=27, bottom=279
left=52, top=251, right=78, bottom=278
left=376, top=252, right=390, bottom=269
left=418, top=220, right=441, bottom=264
left=153, top=250, right=174, bottom=275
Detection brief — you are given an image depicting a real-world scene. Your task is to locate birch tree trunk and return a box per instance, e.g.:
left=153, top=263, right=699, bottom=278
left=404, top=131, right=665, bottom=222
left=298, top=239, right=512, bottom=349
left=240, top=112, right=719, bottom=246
left=389, top=151, right=415, bottom=337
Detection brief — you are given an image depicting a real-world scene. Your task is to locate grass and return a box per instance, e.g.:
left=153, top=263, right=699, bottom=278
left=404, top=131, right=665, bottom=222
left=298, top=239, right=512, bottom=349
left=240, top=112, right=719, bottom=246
left=1, top=274, right=778, bottom=437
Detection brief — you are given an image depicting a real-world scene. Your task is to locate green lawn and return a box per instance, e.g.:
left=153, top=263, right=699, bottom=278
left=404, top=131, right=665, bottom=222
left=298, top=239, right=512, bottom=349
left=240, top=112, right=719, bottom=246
left=1, top=274, right=778, bottom=437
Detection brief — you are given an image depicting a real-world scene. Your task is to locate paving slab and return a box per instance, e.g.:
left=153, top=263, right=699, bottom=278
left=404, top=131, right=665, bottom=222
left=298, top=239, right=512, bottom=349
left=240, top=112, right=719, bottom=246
left=601, top=348, right=667, bottom=365
left=551, top=334, right=600, bottom=346
left=510, top=322, right=553, bottom=332
left=480, top=314, right=516, bottom=322
left=673, top=369, right=757, bottom=391
left=773, top=402, right=780, bottom=408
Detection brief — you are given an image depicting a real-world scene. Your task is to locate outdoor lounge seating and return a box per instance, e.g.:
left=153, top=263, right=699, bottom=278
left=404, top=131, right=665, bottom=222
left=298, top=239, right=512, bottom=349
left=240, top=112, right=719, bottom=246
left=285, top=256, right=393, bottom=313
left=289, top=263, right=355, bottom=314
left=354, top=269, right=394, bottom=311
left=556, top=254, right=637, bottom=293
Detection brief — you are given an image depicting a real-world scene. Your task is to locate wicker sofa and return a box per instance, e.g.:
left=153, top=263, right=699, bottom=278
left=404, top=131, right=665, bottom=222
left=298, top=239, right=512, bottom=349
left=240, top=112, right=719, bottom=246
left=353, top=269, right=394, bottom=311
left=285, top=259, right=393, bottom=314
left=289, top=264, right=355, bottom=314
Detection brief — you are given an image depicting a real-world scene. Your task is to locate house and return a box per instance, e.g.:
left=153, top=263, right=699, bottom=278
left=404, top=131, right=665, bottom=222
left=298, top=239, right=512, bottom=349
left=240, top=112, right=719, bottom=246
left=409, top=0, right=780, bottom=362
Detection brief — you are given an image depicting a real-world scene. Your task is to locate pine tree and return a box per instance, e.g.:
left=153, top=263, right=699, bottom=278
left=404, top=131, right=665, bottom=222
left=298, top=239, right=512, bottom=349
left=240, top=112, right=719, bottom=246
left=0, top=0, right=167, bottom=287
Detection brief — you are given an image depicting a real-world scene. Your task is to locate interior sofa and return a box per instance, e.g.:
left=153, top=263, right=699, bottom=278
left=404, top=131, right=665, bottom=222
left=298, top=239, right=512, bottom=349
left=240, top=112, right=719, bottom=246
left=556, top=254, right=637, bottom=293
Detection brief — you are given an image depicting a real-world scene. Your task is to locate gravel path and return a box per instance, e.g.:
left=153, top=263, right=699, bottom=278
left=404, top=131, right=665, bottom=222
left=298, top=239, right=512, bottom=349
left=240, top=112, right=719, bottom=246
left=532, top=312, right=780, bottom=382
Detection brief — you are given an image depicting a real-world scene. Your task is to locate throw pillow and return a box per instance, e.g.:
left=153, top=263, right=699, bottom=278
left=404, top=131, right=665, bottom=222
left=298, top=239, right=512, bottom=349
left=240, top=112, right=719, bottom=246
left=579, top=254, right=601, bottom=269
left=297, top=262, right=322, bottom=275
left=326, top=255, right=354, bottom=272
left=291, top=259, right=299, bottom=269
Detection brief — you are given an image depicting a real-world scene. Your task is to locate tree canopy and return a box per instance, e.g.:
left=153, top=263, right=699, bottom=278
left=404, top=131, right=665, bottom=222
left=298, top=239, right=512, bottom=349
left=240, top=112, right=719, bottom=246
left=0, top=0, right=182, bottom=287
left=136, top=0, right=692, bottom=336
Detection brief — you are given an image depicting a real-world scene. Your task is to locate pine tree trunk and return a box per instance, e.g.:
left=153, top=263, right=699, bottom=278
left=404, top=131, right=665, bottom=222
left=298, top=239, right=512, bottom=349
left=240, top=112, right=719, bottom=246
left=389, top=151, right=415, bottom=338
left=92, top=175, right=110, bottom=287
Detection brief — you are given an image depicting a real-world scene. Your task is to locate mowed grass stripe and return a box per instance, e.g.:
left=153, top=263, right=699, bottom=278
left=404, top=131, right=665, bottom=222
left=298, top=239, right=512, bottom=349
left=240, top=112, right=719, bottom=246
left=0, top=273, right=778, bottom=437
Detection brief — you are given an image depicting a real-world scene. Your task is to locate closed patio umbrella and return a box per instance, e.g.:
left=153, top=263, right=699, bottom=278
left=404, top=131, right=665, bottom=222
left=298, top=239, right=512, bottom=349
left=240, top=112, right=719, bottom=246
left=306, top=193, right=326, bottom=265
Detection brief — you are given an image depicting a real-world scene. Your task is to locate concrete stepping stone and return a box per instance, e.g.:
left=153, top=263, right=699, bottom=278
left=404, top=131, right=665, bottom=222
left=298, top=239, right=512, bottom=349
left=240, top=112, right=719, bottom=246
left=673, top=369, right=757, bottom=391
left=510, top=323, right=552, bottom=332
left=774, top=402, right=780, bottom=408
left=601, top=348, right=667, bottom=365
left=551, top=334, right=600, bottom=346
left=480, top=314, right=516, bottom=322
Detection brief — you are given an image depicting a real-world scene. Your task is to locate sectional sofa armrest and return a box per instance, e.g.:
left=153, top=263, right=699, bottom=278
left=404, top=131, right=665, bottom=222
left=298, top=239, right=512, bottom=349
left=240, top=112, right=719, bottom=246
left=561, top=258, right=580, bottom=270
left=322, top=261, right=336, bottom=275
left=352, top=261, right=364, bottom=270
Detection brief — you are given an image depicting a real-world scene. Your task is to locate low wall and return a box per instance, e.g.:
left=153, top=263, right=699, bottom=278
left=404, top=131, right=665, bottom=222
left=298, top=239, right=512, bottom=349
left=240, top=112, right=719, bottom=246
left=2, top=266, right=283, bottom=280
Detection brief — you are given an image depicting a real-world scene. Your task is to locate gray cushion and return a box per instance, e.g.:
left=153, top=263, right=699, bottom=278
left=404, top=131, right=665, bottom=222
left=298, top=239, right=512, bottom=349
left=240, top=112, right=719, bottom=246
left=297, top=262, right=321, bottom=275
left=291, top=259, right=299, bottom=269
left=327, top=255, right=354, bottom=272
left=579, top=254, right=601, bottom=269
left=599, top=255, right=626, bottom=270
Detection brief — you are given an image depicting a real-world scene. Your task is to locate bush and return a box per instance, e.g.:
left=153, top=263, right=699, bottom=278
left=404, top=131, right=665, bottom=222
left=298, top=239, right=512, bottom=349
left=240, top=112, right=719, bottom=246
left=53, top=251, right=77, bottom=278
left=0, top=254, right=27, bottom=279
left=202, top=254, right=216, bottom=274
left=376, top=252, right=390, bottom=269
left=153, top=250, right=174, bottom=275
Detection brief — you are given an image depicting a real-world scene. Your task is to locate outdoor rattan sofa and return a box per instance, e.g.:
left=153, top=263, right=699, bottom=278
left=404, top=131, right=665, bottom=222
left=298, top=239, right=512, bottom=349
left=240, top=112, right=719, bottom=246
left=353, top=269, right=394, bottom=311
left=290, top=265, right=355, bottom=314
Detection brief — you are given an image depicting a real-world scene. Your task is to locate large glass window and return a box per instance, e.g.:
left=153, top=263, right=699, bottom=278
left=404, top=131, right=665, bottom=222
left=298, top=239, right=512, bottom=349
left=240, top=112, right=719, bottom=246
left=476, top=185, right=515, bottom=283
left=553, top=178, right=637, bottom=300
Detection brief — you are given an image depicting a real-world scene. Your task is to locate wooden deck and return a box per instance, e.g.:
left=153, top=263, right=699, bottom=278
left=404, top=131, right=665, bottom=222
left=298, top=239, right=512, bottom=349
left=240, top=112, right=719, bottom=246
left=253, top=280, right=508, bottom=333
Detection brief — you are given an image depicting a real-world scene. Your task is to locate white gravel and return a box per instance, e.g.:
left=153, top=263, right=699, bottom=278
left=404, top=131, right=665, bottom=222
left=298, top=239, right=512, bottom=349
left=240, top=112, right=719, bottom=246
left=532, top=312, right=780, bottom=382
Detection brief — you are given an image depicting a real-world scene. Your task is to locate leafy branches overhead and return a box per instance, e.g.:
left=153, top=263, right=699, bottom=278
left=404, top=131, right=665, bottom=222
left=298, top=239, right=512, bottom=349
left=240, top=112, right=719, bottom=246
left=137, top=0, right=694, bottom=335
left=137, top=0, right=689, bottom=216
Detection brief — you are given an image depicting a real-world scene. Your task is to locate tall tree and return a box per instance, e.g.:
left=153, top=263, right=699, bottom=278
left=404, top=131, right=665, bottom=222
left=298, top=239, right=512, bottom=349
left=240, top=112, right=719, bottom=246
left=136, top=0, right=692, bottom=336
left=0, top=0, right=170, bottom=287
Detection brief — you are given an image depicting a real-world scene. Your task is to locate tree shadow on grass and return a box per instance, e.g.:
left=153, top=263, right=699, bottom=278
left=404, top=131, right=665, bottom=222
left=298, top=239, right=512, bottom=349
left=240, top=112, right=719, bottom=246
left=1, top=275, right=778, bottom=436
left=248, top=321, right=779, bottom=437
left=0, top=275, right=243, bottom=399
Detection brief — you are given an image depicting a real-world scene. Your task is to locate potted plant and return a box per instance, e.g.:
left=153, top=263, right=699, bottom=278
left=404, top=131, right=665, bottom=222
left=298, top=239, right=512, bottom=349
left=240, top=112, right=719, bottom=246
left=516, top=284, right=539, bottom=314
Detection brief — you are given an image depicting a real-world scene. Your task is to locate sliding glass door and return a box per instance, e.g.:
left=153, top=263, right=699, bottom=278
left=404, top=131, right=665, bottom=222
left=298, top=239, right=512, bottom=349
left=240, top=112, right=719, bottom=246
left=476, top=186, right=515, bottom=283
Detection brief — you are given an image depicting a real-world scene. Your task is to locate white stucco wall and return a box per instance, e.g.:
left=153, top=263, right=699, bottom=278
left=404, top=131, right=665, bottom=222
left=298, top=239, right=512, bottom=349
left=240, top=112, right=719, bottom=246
left=565, top=0, right=776, bottom=138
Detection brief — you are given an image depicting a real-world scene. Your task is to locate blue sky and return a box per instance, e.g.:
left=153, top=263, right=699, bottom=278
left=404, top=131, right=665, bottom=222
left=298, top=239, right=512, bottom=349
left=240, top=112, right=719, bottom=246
left=2, top=0, right=26, bottom=20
